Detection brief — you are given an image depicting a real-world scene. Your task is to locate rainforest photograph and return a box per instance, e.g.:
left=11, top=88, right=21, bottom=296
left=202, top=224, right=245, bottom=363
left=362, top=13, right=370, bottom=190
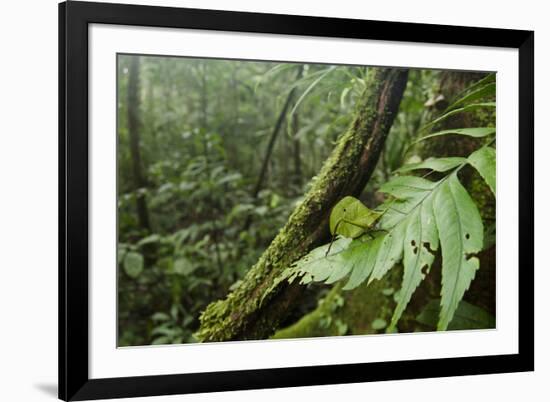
left=116, top=54, right=496, bottom=347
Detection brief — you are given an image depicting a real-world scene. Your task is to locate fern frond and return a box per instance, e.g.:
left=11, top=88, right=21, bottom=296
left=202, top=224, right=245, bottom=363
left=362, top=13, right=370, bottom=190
left=283, top=72, right=496, bottom=331
left=285, top=162, right=488, bottom=330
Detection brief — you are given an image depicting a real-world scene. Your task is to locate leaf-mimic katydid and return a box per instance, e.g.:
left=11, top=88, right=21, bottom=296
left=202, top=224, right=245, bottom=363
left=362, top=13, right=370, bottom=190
left=326, top=196, right=393, bottom=255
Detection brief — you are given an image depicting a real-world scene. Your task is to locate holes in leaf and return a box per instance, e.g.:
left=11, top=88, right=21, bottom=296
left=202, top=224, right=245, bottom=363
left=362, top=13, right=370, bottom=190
left=413, top=246, right=418, bottom=255
left=411, top=240, right=416, bottom=246
left=421, top=264, right=429, bottom=275
left=465, top=233, right=470, bottom=240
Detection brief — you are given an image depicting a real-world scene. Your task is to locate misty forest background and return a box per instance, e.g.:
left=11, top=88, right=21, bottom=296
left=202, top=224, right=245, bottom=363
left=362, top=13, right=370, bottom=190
left=117, top=55, right=496, bottom=346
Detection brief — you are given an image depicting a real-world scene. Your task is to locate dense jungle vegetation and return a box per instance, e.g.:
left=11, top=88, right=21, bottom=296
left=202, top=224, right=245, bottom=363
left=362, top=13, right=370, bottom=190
left=117, top=54, right=496, bottom=346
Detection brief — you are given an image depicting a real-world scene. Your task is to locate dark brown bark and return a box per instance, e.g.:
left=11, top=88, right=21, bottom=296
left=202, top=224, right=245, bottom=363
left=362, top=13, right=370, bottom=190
left=127, top=56, right=151, bottom=233
left=196, top=68, right=409, bottom=342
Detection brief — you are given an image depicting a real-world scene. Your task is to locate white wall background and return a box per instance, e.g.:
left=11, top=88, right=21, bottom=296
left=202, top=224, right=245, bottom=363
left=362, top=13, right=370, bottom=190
left=0, top=0, right=545, bottom=401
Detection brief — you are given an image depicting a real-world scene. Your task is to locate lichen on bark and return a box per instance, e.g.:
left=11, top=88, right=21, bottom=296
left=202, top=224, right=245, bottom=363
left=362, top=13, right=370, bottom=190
left=196, top=68, right=409, bottom=342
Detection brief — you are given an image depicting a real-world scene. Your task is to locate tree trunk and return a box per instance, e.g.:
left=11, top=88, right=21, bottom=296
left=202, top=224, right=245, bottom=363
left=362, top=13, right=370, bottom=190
left=292, top=111, right=302, bottom=189
left=196, top=67, right=409, bottom=342
left=270, top=70, right=496, bottom=338
left=251, top=66, right=304, bottom=199
left=242, top=66, right=304, bottom=230
left=127, top=56, right=151, bottom=233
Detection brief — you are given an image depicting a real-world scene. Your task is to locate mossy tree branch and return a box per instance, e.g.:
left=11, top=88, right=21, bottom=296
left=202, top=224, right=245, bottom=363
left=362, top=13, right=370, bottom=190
left=196, top=68, right=409, bottom=342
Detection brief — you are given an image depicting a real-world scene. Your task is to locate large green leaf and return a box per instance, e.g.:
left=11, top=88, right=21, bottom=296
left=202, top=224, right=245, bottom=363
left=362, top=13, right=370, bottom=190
left=329, top=196, right=382, bottom=238
left=453, top=73, right=495, bottom=100
left=378, top=175, right=438, bottom=199
left=123, top=251, right=144, bottom=279
left=444, top=82, right=496, bottom=113
left=421, top=103, right=495, bottom=132
left=174, top=257, right=196, bottom=276
left=254, top=63, right=297, bottom=92
left=468, top=146, right=496, bottom=195
left=137, top=234, right=161, bottom=247
left=411, top=127, right=495, bottom=147
left=289, top=67, right=336, bottom=118
left=444, top=73, right=495, bottom=110
left=433, top=173, right=483, bottom=330
left=286, top=161, right=487, bottom=331
left=395, top=157, right=466, bottom=174
left=389, top=192, right=439, bottom=330
left=377, top=176, right=439, bottom=229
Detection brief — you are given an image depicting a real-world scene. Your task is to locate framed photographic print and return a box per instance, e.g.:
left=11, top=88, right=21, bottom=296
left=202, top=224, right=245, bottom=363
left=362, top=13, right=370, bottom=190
left=59, top=1, right=534, bottom=400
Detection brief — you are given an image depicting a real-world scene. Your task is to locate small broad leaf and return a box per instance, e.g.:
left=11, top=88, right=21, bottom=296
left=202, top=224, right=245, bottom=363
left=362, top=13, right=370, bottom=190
left=433, top=173, right=483, bottom=330
left=117, top=245, right=128, bottom=264
left=137, top=234, right=161, bottom=247
left=468, top=146, right=496, bottom=195
left=174, top=258, right=196, bottom=276
left=371, top=318, right=387, bottom=330
left=411, top=127, right=495, bottom=147
left=395, top=157, right=466, bottom=174
left=123, top=251, right=144, bottom=279
left=216, top=172, right=242, bottom=186
left=417, top=299, right=495, bottom=330
left=151, top=312, right=170, bottom=322
left=329, top=196, right=382, bottom=238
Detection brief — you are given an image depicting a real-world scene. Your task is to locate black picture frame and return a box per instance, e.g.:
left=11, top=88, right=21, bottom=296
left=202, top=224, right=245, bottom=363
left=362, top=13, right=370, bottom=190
left=59, top=1, right=534, bottom=400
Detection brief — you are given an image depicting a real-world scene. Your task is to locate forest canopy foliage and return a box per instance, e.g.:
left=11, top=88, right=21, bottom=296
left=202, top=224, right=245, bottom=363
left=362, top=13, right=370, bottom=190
left=117, top=54, right=495, bottom=346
